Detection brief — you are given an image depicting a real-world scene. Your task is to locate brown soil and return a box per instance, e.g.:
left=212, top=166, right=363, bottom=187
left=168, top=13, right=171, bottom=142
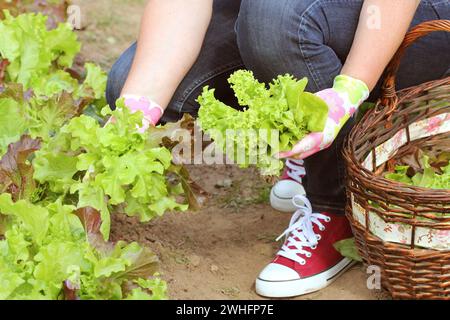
left=75, top=0, right=388, bottom=300
left=110, top=165, right=385, bottom=300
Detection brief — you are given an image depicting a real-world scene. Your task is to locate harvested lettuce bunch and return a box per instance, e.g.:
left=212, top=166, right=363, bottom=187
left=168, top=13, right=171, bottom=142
left=197, top=70, right=328, bottom=175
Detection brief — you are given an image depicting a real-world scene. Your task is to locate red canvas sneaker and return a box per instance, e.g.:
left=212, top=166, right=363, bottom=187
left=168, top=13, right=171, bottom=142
left=270, top=159, right=306, bottom=212
left=257, top=195, right=355, bottom=298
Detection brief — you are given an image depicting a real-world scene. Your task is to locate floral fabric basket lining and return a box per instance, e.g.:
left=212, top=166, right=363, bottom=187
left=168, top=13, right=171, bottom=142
left=343, top=20, right=450, bottom=300
left=357, top=112, right=450, bottom=251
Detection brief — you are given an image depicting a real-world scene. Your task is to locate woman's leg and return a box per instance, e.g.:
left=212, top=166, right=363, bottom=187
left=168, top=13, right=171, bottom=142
left=236, top=0, right=450, bottom=298
left=236, top=0, right=450, bottom=215
left=106, top=0, right=244, bottom=124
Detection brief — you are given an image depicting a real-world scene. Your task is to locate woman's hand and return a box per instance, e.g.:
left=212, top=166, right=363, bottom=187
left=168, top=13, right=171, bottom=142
left=279, top=0, right=421, bottom=160
left=107, top=95, right=164, bottom=132
left=278, top=75, right=369, bottom=159
left=122, top=95, right=164, bottom=131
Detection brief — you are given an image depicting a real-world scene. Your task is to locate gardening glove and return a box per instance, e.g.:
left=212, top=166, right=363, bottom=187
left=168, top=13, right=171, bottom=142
left=108, top=94, right=164, bottom=132
left=278, top=74, right=370, bottom=159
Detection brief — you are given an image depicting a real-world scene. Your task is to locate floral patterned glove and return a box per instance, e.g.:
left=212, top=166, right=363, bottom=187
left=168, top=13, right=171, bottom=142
left=278, top=74, right=370, bottom=159
left=109, top=95, right=164, bottom=132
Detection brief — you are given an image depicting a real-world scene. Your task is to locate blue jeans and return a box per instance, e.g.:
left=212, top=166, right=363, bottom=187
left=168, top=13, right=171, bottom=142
left=106, top=0, right=450, bottom=214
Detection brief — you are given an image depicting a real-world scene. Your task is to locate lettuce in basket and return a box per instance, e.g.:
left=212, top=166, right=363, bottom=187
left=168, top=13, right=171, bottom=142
left=385, top=153, right=450, bottom=190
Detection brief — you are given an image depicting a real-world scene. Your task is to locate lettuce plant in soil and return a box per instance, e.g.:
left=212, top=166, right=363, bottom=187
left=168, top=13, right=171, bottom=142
left=33, top=104, right=192, bottom=240
left=0, top=10, right=107, bottom=155
left=0, top=136, right=168, bottom=300
left=0, top=12, right=201, bottom=300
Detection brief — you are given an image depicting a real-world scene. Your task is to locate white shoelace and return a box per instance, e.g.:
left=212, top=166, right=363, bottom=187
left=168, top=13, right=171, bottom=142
left=286, top=159, right=306, bottom=184
left=276, top=195, right=331, bottom=265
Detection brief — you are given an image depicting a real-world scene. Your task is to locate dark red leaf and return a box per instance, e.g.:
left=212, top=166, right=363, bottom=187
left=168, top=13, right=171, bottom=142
left=0, top=59, right=10, bottom=85
left=0, top=135, right=41, bottom=201
left=0, top=82, right=28, bottom=102
left=75, top=207, right=102, bottom=235
left=27, top=0, right=69, bottom=29
left=169, top=165, right=208, bottom=211
left=74, top=207, right=115, bottom=253
left=63, top=280, right=80, bottom=300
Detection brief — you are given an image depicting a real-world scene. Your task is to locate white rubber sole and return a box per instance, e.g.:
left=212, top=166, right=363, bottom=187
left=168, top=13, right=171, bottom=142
left=270, top=188, right=302, bottom=213
left=256, top=258, right=356, bottom=298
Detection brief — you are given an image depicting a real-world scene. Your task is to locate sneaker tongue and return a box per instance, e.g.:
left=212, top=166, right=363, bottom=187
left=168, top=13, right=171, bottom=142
left=280, top=170, right=291, bottom=180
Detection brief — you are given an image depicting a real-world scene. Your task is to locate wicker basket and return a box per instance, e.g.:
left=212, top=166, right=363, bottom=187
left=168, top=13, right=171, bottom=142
left=343, top=20, right=450, bottom=300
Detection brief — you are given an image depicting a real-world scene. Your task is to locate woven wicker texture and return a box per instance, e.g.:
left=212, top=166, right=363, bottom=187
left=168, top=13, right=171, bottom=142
left=343, top=20, right=450, bottom=300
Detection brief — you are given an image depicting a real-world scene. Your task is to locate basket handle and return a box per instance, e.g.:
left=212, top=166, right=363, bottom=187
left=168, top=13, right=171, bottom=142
left=380, top=20, right=450, bottom=115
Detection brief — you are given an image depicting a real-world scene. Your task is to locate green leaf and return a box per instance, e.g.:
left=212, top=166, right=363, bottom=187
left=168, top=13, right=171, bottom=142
left=29, top=70, right=78, bottom=98
left=197, top=70, right=327, bottom=175
left=33, top=151, right=78, bottom=193
left=0, top=193, right=166, bottom=300
left=137, top=278, right=168, bottom=300
left=77, top=63, right=107, bottom=100
left=149, top=197, right=188, bottom=217
left=296, top=92, right=328, bottom=132
left=0, top=11, right=174, bottom=301
left=0, top=193, right=49, bottom=245
left=93, top=256, right=129, bottom=278
left=45, top=22, right=80, bottom=68
left=0, top=11, right=107, bottom=145
left=385, top=153, right=450, bottom=190
left=0, top=263, right=26, bottom=300
left=333, top=238, right=362, bottom=262
left=33, top=241, right=89, bottom=297
left=0, top=97, right=27, bottom=156
left=0, top=11, right=52, bottom=87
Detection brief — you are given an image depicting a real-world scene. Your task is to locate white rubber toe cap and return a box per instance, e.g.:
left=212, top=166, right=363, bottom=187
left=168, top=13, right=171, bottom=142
left=256, top=258, right=356, bottom=298
left=258, top=263, right=300, bottom=282
left=270, top=180, right=306, bottom=212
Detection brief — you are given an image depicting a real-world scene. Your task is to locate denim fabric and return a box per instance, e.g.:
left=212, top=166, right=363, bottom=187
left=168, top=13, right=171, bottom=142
left=106, top=0, right=450, bottom=214
left=107, top=0, right=244, bottom=123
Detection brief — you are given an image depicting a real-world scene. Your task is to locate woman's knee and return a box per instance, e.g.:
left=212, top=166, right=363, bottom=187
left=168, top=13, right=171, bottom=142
left=106, top=42, right=137, bottom=109
left=235, top=0, right=318, bottom=82
left=236, top=0, right=290, bottom=66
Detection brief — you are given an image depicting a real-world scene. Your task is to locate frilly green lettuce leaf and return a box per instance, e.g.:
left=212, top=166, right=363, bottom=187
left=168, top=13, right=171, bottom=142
left=197, top=70, right=327, bottom=175
left=0, top=194, right=167, bottom=300
left=333, top=238, right=362, bottom=262
left=0, top=193, right=49, bottom=245
left=0, top=12, right=108, bottom=151
left=0, top=96, right=27, bottom=155
left=33, top=104, right=189, bottom=240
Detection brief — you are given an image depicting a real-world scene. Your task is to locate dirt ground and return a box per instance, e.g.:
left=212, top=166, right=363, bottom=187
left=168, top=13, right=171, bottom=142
left=74, top=0, right=387, bottom=300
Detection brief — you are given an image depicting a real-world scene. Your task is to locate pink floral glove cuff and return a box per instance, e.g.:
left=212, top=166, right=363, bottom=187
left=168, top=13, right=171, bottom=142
left=279, top=75, right=369, bottom=159
left=122, top=94, right=164, bottom=131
